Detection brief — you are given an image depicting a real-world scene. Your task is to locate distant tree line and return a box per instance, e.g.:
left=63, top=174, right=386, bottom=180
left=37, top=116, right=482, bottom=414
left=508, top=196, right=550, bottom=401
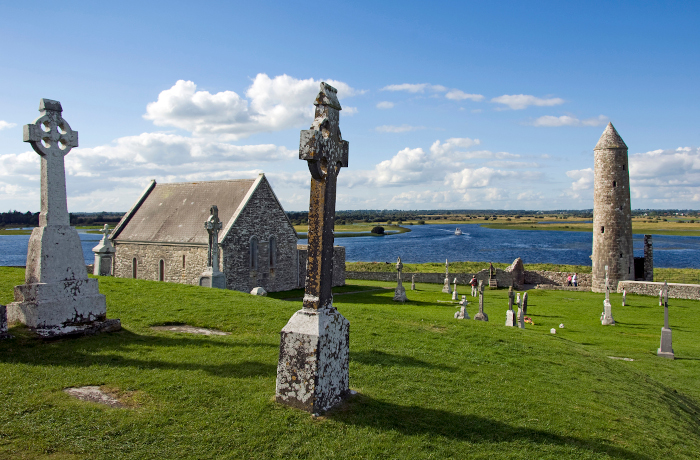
left=0, top=211, right=124, bottom=227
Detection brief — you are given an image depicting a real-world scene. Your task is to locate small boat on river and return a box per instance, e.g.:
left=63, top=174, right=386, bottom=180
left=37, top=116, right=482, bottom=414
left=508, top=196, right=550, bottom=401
left=454, top=228, right=462, bottom=235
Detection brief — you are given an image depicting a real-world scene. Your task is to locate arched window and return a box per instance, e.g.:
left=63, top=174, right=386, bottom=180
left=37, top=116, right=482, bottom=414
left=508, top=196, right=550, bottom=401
left=269, top=236, right=277, bottom=270
left=250, top=237, right=258, bottom=270
left=601, top=226, right=605, bottom=234
left=182, top=255, right=186, bottom=269
left=159, top=259, right=165, bottom=282
left=132, top=258, right=138, bottom=279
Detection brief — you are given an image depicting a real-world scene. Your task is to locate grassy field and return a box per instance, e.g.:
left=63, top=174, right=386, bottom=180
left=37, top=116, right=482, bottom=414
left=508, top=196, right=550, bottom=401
left=1, top=267, right=700, bottom=458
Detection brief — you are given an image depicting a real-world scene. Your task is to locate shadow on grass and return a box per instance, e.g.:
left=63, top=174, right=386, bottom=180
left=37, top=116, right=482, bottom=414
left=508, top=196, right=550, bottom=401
left=330, top=393, right=649, bottom=459
left=351, top=350, right=457, bottom=371
left=0, top=327, right=277, bottom=378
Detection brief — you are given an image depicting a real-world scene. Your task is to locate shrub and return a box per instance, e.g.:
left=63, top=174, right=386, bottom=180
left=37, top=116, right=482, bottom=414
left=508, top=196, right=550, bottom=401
left=371, top=226, right=385, bottom=234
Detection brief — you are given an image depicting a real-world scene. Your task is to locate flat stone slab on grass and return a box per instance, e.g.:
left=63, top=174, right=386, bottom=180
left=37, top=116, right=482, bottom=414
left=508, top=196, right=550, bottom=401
left=151, top=325, right=230, bottom=336
left=64, top=386, right=124, bottom=408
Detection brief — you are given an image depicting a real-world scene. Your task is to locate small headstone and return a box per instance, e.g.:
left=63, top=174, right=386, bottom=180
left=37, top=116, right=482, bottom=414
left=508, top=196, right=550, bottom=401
left=517, top=293, right=525, bottom=329
left=393, top=257, right=407, bottom=302
left=505, top=287, right=516, bottom=327
left=451, top=278, right=458, bottom=300
left=198, top=205, right=226, bottom=289
left=601, top=265, right=615, bottom=325
left=474, top=281, right=488, bottom=321
left=442, top=259, right=451, bottom=293
left=455, top=296, right=470, bottom=320
left=550, top=328, right=556, bottom=334
left=659, top=289, right=663, bottom=307
left=0, top=305, right=8, bottom=339
left=250, top=287, right=268, bottom=296
left=92, top=224, right=115, bottom=276
left=657, top=281, right=674, bottom=359
left=522, top=292, right=528, bottom=315
left=411, top=274, right=416, bottom=291
left=622, top=289, right=626, bottom=306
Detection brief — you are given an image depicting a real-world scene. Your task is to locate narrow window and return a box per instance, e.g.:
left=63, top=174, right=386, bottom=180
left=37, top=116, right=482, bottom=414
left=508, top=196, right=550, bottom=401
left=269, top=236, right=277, bottom=270
left=182, top=255, right=186, bottom=269
left=601, top=226, right=605, bottom=234
left=250, top=237, right=258, bottom=270
left=612, top=181, right=616, bottom=188
left=159, top=259, right=165, bottom=282
left=629, top=267, right=631, bottom=274
left=620, top=253, right=623, bottom=258
left=623, top=164, right=626, bottom=170
left=132, top=258, right=137, bottom=279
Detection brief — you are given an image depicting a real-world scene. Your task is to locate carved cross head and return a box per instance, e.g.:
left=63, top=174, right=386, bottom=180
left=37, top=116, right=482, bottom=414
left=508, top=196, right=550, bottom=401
left=396, top=256, right=403, bottom=273
left=299, top=83, right=349, bottom=181
left=205, top=205, right=222, bottom=233
left=23, top=99, right=78, bottom=157
left=100, top=224, right=111, bottom=238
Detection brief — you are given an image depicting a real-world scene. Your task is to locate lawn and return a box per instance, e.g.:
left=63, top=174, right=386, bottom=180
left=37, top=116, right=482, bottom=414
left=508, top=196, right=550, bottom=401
left=1, top=267, right=699, bottom=459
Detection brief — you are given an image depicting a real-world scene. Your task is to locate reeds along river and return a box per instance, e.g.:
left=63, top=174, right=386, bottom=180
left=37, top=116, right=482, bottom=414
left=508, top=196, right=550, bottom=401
left=2, top=224, right=700, bottom=268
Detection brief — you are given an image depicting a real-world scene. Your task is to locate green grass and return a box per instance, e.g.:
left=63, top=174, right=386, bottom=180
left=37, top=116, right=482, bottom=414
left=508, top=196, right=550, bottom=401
left=1, top=267, right=700, bottom=458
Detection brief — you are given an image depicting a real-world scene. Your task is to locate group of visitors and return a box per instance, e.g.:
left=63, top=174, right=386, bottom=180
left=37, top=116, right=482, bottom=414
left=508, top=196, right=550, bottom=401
left=567, top=273, right=578, bottom=287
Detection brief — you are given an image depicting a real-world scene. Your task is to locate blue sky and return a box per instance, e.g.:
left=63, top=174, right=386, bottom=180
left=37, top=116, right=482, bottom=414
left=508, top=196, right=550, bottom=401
left=1, top=1, right=698, bottom=212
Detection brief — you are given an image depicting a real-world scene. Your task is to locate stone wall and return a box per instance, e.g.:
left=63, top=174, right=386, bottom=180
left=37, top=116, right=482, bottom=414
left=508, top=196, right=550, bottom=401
left=221, top=181, right=299, bottom=293
left=113, top=242, right=210, bottom=285
left=524, top=271, right=591, bottom=287
left=297, top=245, right=345, bottom=287
left=346, top=267, right=514, bottom=287
left=618, top=280, right=700, bottom=300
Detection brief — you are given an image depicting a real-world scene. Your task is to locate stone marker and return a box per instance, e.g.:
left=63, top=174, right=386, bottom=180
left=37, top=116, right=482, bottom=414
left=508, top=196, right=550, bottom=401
left=505, top=286, right=516, bottom=327
left=451, top=278, right=458, bottom=300
left=393, top=257, right=407, bottom=302
left=92, top=224, right=115, bottom=276
left=659, top=289, right=663, bottom=307
left=622, top=289, right=626, bottom=307
left=517, top=293, right=525, bottom=329
left=442, top=259, right=451, bottom=293
left=250, top=287, right=267, bottom=296
left=522, top=292, right=528, bottom=315
left=601, top=265, right=615, bottom=325
left=0, top=305, right=8, bottom=339
left=657, top=281, right=674, bottom=359
left=276, top=83, right=350, bottom=413
left=198, top=205, right=226, bottom=289
left=7, top=99, right=119, bottom=337
left=474, top=281, right=488, bottom=321
left=455, top=295, right=470, bottom=319
left=411, top=274, right=416, bottom=291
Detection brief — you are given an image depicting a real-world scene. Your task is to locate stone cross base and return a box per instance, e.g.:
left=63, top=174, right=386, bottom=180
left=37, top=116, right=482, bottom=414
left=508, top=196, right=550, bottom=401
left=442, top=279, right=451, bottom=294
left=0, top=305, right=8, bottom=339
left=411, top=282, right=415, bottom=291
left=7, top=279, right=116, bottom=337
left=517, top=308, right=526, bottom=329
left=198, top=268, right=226, bottom=289
left=505, top=309, right=516, bottom=327
left=276, top=306, right=349, bottom=414
left=454, top=306, right=470, bottom=320
left=93, top=253, right=113, bottom=276
left=474, top=311, right=488, bottom=321
left=657, top=327, right=674, bottom=359
left=393, top=285, right=407, bottom=302
left=601, top=299, right=615, bottom=325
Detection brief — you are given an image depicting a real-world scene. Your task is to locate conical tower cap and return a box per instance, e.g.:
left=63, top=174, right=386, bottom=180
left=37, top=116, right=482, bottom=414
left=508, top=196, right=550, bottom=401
left=595, top=122, right=628, bottom=150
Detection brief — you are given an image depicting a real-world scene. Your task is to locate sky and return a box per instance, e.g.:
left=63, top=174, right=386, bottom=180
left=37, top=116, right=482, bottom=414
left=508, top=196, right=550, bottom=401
left=0, top=1, right=699, bottom=212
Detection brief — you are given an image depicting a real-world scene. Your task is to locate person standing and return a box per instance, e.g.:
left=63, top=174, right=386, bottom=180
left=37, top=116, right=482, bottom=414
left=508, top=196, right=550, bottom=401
left=572, top=273, right=578, bottom=287
left=470, top=275, right=478, bottom=297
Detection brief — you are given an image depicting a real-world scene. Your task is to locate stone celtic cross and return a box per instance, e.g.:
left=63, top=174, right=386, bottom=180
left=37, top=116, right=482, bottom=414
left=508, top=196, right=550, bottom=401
left=99, top=224, right=111, bottom=240
left=205, top=205, right=223, bottom=270
left=300, top=83, right=349, bottom=311
left=24, top=99, right=78, bottom=227
left=396, top=256, right=403, bottom=282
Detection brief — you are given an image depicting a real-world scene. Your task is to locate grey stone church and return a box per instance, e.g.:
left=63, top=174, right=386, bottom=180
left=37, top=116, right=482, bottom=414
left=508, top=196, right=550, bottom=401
left=111, top=174, right=345, bottom=293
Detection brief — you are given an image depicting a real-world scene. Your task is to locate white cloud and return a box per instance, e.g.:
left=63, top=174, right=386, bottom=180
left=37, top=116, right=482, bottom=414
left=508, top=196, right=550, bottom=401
left=444, top=167, right=519, bottom=189
left=0, top=121, right=17, bottom=130
left=445, top=90, right=484, bottom=102
left=144, top=74, right=360, bottom=141
left=530, top=115, right=608, bottom=127
left=429, top=138, right=480, bottom=156
left=491, top=94, right=565, bottom=110
left=566, top=168, right=594, bottom=191
left=376, top=101, right=394, bottom=109
left=375, top=124, right=425, bottom=133
left=381, top=83, right=446, bottom=93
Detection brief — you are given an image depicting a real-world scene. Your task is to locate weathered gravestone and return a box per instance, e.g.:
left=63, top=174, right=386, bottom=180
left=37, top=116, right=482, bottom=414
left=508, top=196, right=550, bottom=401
left=659, top=289, right=663, bottom=307
left=474, top=281, right=488, bottom=321
left=411, top=274, right=416, bottom=291
left=198, top=205, right=226, bottom=289
left=92, top=224, right=115, bottom=276
left=517, top=293, right=525, bottom=329
left=622, top=289, right=626, bottom=307
left=7, top=99, right=119, bottom=337
left=452, top=278, right=458, bottom=300
left=393, top=257, right=407, bottom=302
left=522, top=292, right=528, bottom=316
left=601, top=265, right=615, bottom=325
left=0, top=305, right=8, bottom=339
left=442, top=259, right=451, bottom=293
left=657, top=281, right=674, bottom=359
left=276, top=83, right=350, bottom=413
left=455, top=295, right=470, bottom=319
left=505, top=286, right=516, bottom=327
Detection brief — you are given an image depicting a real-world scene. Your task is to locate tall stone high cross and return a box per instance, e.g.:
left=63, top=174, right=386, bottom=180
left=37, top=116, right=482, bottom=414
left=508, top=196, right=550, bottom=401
left=276, top=83, right=351, bottom=413
left=657, top=281, right=674, bottom=358
left=601, top=265, right=615, bottom=325
left=8, top=99, right=119, bottom=337
left=199, top=205, right=225, bottom=289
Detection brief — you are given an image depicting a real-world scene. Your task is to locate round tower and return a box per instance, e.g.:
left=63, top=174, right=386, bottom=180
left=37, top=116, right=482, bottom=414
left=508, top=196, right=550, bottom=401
left=592, top=122, right=634, bottom=292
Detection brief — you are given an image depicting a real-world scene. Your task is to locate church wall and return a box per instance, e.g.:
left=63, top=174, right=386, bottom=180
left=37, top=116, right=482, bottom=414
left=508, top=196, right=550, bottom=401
left=113, top=242, right=211, bottom=285
left=221, top=181, right=299, bottom=293
left=297, top=245, right=346, bottom=288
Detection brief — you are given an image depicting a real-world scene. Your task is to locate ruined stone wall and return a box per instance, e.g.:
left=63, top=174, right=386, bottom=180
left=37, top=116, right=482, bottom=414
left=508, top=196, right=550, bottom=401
left=221, top=182, right=299, bottom=293
left=113, top=242, right=210, bottom=285
left=297, top=245, right=345, bottom=288
left=618, top=280, right=700, bottom=300
left=524, top=271, right=592, bottom=287
left=346, top=268, right=513, bottom=287
left=592, top=126, right=634, bottom=292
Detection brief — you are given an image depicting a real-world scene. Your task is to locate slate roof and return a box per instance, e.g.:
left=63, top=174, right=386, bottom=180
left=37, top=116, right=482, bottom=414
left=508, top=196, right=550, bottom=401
left=595, top=122, right=628, bottom=150
left=113, top=178, right=257, bottom=244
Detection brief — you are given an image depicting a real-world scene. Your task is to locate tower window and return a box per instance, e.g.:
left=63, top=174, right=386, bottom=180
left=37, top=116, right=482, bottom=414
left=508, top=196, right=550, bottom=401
left=601, top=226, right=605, bottom=233
left=623, top=164, right=626, bottom=170
left=620, top=253, right=623, bottom=258
left=612, top=181, right=617, bottom=187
